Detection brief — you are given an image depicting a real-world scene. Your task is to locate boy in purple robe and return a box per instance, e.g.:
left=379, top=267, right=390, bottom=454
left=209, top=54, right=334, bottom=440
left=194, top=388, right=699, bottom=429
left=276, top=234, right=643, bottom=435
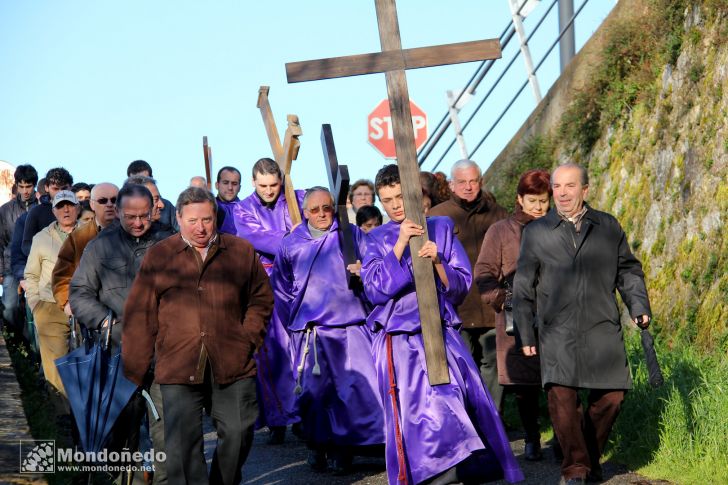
left=271, top=186, right=384, bottom=473
left=233, top=157, right=305, bottom=443
left=360, top=164, right=523, bottom=485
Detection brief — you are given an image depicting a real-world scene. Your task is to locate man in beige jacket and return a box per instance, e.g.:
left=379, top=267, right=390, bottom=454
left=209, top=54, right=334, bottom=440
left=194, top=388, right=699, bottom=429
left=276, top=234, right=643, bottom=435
left=24, top=190, right=79, bottom=406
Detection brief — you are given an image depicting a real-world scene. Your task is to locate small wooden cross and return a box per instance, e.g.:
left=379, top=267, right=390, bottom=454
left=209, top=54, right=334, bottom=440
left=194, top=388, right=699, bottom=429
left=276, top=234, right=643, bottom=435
left=286, top=0, right=501, bottom=385
left=202, top=136, right=213, bottom=190
left=257, top=86, right=303, bottom=225
left=321, top=124, right=360, bottom=289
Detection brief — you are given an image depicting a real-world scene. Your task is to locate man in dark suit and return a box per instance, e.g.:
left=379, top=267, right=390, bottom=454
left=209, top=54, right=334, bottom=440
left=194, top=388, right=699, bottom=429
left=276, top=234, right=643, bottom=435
left=513, top=163, right=651, bottom=485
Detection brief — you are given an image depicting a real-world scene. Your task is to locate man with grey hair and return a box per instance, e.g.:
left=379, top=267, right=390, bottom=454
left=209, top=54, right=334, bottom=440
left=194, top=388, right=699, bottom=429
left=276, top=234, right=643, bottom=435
left=189, top=175, right=208, bottom=189
left=123, top=186, right=273, bottom=484
left=70, top=183, right=173, bottom=482
left=271, top=186, right=383, bottom=473
left=513, top=163, right=652, bottom=484
left=126, top=175, right=172, bottom=232
left=429, top=159, right=508, bottom=408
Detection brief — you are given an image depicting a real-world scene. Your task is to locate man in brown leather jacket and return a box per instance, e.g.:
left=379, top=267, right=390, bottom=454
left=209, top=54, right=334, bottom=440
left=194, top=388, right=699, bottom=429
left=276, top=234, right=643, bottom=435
left=123, top=187, right=273, bottom=485
left=429, top=159, right=508, bottom=407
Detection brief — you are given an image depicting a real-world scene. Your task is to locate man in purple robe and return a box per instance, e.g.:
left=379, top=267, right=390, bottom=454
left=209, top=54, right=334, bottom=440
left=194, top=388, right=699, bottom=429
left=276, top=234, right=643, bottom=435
left=233, top=157, right=304, bottom=444
left=360, top=164, right=523, bottom=485
left=214, top=166, right=241, bottom=235
left=271, top=186, right=384, bottom=474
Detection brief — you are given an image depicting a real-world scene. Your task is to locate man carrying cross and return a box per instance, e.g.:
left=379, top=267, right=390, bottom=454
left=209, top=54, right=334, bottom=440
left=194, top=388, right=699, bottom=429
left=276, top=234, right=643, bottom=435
left=232, top=157, right=304, bottom=443
left=361, top=164, right=522, bottom=484
left=271, top=186, right=384, bottom=474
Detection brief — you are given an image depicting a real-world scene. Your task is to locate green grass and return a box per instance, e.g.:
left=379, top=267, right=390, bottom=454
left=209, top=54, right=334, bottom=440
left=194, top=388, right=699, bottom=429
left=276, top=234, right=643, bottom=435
left=608, top=330, right=728, bottom=484
left=2, top=329, right=85, bottom=484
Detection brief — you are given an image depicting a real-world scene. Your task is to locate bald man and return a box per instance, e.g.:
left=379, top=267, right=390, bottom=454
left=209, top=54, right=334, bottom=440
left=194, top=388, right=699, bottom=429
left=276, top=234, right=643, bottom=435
left=52, top=182, right=119, bottom=316
left=190, top=176, right=208, bottom=189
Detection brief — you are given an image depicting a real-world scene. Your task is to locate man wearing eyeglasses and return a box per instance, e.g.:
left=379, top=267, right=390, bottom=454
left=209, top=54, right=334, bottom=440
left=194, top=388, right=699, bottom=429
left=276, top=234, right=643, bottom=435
left=69, top=182, right=173, bottom=482
left=271, top=187, right=384, bottom=474
left=232, top=157, right=305, bottom=444
left=52, top=182, right=119, bottom=318
left=126, top=175, right=173, bottom=234
left=69, top=183, right=174, bottom=348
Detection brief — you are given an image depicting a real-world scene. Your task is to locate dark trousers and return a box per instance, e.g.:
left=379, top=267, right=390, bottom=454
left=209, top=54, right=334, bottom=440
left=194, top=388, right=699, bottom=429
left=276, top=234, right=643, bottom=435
left=459, top=327, right=503, bottom=409
left=148, top=383, right=167, bottom=484
left=161, top=376, right=257, bottom=485
left=2, top=274, right=21, bottom=330
left=511, top=385, right=541, bottom=444
left=546, top=385, right=624, bottom=480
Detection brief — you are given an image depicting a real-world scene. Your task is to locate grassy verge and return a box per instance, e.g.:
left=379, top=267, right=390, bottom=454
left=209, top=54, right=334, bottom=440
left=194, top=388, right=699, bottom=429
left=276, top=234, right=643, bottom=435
left=608, top=329, right=728, bottom=484
left=3, top=329, right=82, bottom=484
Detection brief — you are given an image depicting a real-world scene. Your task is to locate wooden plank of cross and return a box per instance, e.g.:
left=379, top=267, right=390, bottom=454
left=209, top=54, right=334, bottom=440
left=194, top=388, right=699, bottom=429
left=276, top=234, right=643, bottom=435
left=257, top=86, right=303, bottom=225
left=285, top=0, right=501, bottom=385
left=202, top=136, right=213, bottom=190
left=321, top=124, right=360, bottom=290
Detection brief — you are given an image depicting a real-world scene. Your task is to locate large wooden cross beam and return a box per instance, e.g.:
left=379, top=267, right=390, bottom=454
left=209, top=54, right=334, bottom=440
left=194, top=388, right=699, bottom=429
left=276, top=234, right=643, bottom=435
left=321, top=124, right=359, bottom=289
left=286, top=0, right=501, bottom=386
left=257, top=86, right=303, bottom=225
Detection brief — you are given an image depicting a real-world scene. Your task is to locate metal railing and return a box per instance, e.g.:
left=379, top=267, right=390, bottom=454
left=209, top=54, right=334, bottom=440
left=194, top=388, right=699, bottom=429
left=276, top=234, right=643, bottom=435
left=418, top=0, right=599, bottom=172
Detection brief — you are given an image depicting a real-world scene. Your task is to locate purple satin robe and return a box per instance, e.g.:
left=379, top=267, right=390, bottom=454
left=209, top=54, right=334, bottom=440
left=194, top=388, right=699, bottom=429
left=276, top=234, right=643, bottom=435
left=216, top=197, right=239, bottom=235
left=233, top=190, right=305, bottom=271
left=233, top=189, right=305, bottom=428
left=361, top=217, right=524, bottom=484
left=272, top=222, right=384, bottom=447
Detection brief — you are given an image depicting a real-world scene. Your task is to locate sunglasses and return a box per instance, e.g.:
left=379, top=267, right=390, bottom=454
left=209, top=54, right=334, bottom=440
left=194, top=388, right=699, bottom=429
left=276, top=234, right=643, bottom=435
left=305, top=204, right=334, bottom=215
left=93, top=197, right=117, bottom=205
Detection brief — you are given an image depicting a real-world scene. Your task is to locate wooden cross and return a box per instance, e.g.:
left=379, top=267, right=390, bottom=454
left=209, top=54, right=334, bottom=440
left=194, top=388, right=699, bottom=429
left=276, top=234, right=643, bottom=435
left=286, top=0, right=501, bottom=385
left=257, top=86, right=303, bottom=225
left=202, top=136, right=213, bottom=190
left=321, top=124, right=360, bottom=289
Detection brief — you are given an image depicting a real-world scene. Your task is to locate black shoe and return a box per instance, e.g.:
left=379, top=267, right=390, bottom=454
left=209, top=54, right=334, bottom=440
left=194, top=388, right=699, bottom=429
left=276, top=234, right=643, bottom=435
left=267, top=426, right=285, bottom=445
left=524, top=441, right=543, bottom=461
left=586, top=467, right=603, bottom=482
left=307, top=450, right=328, bottom=472
left=329, top=452, right=353, bottom=476
left=291, top=421, right=304, bottom=438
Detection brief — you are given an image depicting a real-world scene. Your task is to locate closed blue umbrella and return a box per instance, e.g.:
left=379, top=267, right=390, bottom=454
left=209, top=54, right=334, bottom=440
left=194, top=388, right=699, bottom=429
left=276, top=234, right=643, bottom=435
left=55, top=312, right=138, bottom=452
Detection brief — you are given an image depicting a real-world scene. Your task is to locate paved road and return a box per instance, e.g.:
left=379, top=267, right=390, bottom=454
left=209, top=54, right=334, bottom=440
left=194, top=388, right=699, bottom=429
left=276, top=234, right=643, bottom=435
left=205, top=422, right=671, bottom=485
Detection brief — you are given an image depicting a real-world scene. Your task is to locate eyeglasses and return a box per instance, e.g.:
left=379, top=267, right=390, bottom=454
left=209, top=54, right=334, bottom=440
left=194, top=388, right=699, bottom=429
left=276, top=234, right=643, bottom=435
left=93, top=197, right=117, bottom=205
left=352, top=191, right=373, bottom=198
left=305, top=204, right=334, bottom=215
left=122, top=213, right=151, bottom=223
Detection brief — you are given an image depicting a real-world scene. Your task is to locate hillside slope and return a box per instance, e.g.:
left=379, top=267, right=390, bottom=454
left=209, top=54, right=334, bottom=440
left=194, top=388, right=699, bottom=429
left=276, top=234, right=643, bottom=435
left=484, top=0, right=727, bottom=352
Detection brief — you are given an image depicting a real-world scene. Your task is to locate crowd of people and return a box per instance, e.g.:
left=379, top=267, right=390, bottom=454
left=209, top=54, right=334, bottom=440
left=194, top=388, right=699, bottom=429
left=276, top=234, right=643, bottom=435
left=0, top=156, right=652, bottom=485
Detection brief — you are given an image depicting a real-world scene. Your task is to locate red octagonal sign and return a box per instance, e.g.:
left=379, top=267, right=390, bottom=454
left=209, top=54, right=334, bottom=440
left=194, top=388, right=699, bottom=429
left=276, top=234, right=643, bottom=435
left=368, top=99, right=427, bottom=159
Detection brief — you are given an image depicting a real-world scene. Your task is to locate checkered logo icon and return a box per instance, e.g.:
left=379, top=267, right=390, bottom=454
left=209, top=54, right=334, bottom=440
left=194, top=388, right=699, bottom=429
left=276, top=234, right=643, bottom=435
left=20, top=440, right=55, bottom=473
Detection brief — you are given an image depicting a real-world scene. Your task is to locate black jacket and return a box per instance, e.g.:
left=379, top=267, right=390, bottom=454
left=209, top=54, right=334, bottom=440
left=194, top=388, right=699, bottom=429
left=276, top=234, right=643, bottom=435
left=69, top=222, right=174, bottom=346
left=0, top=194, right=38, bottom=275
left=512, top=205, right=651, bottom=389
left=22, top=195, right=54, bottom=257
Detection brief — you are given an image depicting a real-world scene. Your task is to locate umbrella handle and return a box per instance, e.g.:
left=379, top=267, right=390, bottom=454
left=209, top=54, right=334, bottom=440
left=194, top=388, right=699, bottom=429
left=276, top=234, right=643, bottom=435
left=101, top=310, right=115, bottom=351
left=141, top=389, right=161, bottom=421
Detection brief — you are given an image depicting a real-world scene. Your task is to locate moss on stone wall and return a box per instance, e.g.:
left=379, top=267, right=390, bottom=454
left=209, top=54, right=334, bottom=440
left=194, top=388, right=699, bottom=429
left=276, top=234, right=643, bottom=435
left=485, top=0, right=728, bottom=353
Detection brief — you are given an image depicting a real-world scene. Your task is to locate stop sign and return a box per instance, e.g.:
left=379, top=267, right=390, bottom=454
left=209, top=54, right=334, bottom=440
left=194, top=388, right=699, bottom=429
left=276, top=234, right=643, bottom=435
left=368, top=99, right=427, bottom=159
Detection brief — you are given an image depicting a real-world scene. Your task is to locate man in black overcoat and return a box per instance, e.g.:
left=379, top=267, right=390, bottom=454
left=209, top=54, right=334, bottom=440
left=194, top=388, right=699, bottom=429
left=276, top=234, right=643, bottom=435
left=512, top=163, right=651, bottom=485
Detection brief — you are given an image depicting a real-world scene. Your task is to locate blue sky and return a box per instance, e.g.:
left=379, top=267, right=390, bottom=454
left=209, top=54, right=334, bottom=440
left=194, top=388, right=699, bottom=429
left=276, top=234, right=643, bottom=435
left=0, top=1, right=614, bottom=203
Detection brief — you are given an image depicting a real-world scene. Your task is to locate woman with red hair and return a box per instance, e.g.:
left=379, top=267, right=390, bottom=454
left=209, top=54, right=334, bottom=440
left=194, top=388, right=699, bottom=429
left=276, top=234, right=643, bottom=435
left=474, top=169, right=552, bottom=461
